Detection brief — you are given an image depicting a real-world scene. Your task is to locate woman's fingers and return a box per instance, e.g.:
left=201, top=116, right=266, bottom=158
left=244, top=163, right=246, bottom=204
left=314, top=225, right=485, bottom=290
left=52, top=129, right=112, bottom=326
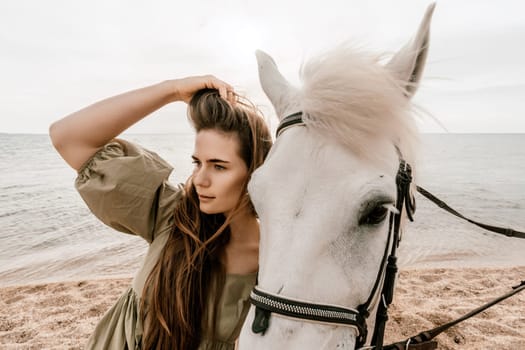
left=206, top=75, right=235, bottom=104
left=226, top=89, right=236, bottom=105
left=216, top=83, right=229, bottom=101
left=173, top=75, right=236, bottom=104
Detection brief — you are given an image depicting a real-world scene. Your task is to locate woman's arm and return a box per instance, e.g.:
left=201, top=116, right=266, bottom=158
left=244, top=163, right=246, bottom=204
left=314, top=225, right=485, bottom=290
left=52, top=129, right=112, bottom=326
left=49, top=75, right=234, bottom=170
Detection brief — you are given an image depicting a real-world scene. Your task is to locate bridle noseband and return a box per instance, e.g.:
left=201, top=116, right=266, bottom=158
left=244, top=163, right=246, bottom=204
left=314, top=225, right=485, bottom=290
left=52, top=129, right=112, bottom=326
left=250, top=287, right=367, bottom=339
left=249, top=112, right=415, bottom=349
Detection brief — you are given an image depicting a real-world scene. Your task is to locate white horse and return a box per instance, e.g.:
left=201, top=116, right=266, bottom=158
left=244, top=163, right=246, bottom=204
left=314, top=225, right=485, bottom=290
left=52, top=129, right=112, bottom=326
left=239, top=4, right=435, bottom=350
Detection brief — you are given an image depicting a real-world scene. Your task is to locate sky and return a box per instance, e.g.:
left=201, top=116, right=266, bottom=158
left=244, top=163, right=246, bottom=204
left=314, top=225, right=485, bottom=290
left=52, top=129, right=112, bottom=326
left=1, top=0, right=524, bottom=134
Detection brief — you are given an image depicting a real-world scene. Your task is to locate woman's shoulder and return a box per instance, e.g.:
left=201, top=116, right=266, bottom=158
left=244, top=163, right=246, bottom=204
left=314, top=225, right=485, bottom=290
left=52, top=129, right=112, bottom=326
left=76, top=139, right=173, bottom=183
left=75, top=139, right=184, bottom=242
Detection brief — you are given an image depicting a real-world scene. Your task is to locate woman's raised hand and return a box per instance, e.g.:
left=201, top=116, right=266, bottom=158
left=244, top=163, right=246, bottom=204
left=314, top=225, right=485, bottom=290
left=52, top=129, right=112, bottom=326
left=170, top=75, right=235, bottom=104
left=50, top=75, right=236, bottom=170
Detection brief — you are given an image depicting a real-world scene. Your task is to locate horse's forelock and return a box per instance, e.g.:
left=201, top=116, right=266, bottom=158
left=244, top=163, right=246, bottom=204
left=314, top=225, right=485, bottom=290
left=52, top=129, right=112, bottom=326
left=299, top=43, right=419, bottom=169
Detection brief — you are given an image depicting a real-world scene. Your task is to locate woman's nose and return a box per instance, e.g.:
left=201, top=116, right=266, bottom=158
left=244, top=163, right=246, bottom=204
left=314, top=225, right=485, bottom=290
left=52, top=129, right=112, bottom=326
left=193, top=167, right=211, bottom=187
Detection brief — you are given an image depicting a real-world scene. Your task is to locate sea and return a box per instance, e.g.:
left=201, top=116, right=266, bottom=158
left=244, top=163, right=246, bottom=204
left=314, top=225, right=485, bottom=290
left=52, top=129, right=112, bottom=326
left=1, top=133, right=524, bottom=287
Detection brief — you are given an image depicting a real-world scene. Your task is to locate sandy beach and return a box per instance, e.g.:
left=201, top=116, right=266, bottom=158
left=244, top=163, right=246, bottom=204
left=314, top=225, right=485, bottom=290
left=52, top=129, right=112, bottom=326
left=0, top=266, right=523, bottom=349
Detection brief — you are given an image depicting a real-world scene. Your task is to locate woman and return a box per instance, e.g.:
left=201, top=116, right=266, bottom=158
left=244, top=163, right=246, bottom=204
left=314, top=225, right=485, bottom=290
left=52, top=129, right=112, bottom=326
left=49, top=75, right=272, bottom=349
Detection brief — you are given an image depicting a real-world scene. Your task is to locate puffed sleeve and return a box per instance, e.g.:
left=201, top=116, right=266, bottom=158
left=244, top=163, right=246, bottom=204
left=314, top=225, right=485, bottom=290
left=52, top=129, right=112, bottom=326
left=75, top=139, right=183, bottom=243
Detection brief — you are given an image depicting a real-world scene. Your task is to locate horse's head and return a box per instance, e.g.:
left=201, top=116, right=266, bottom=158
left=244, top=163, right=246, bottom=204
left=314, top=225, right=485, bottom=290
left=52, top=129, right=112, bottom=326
left=239, top=4, right=435, bottom=349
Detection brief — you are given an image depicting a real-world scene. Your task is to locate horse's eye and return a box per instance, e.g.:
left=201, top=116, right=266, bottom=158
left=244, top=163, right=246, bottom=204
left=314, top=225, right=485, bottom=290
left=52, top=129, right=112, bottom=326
left=359, top=205, right=389, bottom=226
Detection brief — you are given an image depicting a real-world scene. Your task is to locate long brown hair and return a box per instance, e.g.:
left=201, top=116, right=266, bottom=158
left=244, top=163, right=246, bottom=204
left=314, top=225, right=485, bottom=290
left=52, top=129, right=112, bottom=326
left=141, top=89, right=272, bottom=349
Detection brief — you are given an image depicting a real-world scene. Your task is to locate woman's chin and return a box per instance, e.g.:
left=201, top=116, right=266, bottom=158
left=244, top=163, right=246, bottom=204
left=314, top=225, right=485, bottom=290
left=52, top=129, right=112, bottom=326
left=199, top=205, right=220, bottom=215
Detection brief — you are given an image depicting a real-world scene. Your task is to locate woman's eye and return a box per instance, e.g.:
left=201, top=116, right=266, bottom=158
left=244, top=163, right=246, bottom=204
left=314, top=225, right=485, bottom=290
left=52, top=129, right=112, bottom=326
left=214, top=164, right=226, bottom=170
left=192, top=160, right=201, bottom=167
left=359, top=205, right=389, bottom=226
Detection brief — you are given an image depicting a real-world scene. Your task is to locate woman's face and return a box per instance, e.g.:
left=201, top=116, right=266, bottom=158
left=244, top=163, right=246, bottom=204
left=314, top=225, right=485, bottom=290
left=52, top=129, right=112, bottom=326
left=192, top=129, right=249, bottom=216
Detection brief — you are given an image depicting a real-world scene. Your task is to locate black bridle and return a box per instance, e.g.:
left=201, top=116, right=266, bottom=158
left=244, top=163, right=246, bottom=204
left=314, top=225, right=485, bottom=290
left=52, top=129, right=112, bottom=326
left=249, top=112, right=415, bottom=348
left=249, top=112, right=525, bottom=350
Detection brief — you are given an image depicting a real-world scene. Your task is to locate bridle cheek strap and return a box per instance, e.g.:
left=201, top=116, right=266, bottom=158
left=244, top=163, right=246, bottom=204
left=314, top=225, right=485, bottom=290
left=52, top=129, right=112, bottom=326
left=370, top=159, right=416, bottom=349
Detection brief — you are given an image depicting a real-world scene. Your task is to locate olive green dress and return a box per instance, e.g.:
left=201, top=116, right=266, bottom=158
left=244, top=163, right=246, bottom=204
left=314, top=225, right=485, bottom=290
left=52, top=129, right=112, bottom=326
left=75, top=139, right=256, bottom=350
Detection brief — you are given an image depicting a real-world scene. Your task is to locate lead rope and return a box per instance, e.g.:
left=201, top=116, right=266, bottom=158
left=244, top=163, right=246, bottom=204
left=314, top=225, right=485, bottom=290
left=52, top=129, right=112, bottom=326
left=373, top=174, right=525, bottom=349
left=416, top=186, right=525, bottom=239
left=381, top=280, right=525, bottom=350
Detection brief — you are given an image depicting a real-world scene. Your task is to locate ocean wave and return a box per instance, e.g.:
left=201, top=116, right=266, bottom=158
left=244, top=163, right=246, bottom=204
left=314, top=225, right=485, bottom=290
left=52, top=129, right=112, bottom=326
left=1, top=134, right=524, bottom=286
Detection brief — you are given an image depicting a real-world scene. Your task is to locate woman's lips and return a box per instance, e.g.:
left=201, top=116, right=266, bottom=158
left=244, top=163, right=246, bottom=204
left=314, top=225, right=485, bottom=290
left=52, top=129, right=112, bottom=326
left=198, top=194, right=215, bottom=202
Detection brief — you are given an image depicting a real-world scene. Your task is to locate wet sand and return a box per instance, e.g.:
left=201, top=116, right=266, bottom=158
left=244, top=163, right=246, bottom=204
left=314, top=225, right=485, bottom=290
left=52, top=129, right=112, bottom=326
left=0, top=267, right=524, bottom=349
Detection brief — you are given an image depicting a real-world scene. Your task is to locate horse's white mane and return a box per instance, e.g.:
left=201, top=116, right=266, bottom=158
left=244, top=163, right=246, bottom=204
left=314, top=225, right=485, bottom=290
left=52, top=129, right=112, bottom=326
left=299, top=43, right=419, bottom=167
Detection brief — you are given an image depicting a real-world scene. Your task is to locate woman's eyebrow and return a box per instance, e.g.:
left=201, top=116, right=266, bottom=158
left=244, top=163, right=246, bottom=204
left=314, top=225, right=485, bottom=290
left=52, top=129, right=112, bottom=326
left=191, top=155, right=230, bottom=163
left=208, top=159, right=230, bottom=164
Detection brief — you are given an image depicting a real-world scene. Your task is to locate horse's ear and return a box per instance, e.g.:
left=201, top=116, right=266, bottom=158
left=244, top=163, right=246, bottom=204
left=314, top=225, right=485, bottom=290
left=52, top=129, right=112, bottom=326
left=255, top=50, right=301, bottom=121
left=386, top=3, right=436, bottom=98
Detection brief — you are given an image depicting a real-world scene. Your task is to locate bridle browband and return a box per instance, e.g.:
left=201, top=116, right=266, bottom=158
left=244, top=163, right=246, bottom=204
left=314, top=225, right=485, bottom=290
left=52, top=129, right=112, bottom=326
left=250, top=111, right=416, bottom=348
left=249, top=112, right=525, bottom=350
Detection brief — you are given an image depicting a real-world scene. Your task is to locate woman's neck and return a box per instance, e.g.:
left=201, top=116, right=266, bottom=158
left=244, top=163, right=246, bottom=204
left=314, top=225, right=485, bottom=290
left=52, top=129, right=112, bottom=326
left=228, top=210, right=259, bottom=245
left=222, top=210, right=260, bottom=274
